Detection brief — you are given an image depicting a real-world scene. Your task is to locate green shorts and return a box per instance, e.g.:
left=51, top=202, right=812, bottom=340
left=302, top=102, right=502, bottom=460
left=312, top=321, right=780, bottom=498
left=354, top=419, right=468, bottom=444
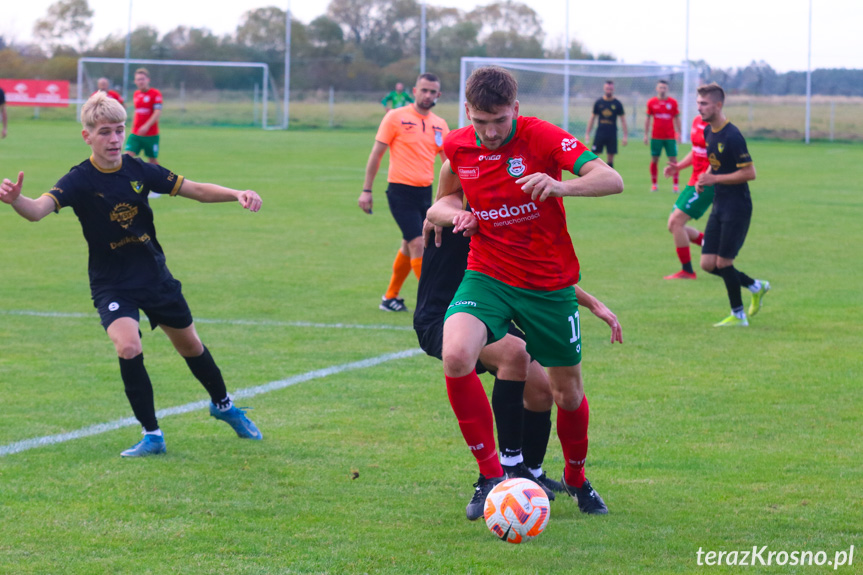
left=444, top=270, right=582, bottom=367
left=650, top=138, right=678, bottom=158
left=125, top=134, right=160, bottom=159
left=674, top=184, right=715, bottom=220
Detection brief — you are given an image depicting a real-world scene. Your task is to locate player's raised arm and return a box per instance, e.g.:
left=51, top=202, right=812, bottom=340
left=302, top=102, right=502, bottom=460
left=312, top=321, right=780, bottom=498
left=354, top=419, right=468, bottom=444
left=177, top=179, right=262, bottom=212
left=0, top=172, right=56, bottom=222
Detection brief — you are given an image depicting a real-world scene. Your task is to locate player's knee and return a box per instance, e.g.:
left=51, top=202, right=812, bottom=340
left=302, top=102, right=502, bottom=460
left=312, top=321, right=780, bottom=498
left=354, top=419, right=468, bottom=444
left=115, top=341, right=143, bottom=359
left=554, top=387, right=585, bottom=411
left=442, top=348, right=478, bottom=378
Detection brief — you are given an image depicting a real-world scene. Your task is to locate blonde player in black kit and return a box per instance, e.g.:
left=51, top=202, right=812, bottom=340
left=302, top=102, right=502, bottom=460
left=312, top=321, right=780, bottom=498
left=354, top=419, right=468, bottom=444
left=0, top=93, right=264, bottom=456
left=696, top=83, right=770, bottom=326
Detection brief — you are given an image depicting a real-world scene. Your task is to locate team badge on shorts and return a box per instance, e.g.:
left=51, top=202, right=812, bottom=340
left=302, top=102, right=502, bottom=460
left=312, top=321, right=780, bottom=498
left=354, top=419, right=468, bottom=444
left=108, top=302, right=120, bottom=312
left=506, top=156, right=526, bottom=177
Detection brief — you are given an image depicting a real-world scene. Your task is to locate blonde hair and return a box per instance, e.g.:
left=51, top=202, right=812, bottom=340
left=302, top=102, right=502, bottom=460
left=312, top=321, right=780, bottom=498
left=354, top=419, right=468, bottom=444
left=135, top=67, right=150, bottom=78
left=81, top=92, right=126, bottom=131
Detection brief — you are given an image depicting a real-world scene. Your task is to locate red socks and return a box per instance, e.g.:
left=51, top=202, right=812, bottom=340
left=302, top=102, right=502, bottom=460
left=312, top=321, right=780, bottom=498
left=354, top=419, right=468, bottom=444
left=649, top=161, right=658, bottom=185
left=557, top=395, right=590, bottom=488
left=446, top=371, right=503, bottom=478
left=693, top=232, right=704, bottom=246
left=676, top=246, right=691, bottom=265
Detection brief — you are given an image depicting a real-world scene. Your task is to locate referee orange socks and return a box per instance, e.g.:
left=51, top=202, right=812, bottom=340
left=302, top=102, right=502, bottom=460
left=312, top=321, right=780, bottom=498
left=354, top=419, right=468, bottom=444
left=384, top=250, right=412, bottom=300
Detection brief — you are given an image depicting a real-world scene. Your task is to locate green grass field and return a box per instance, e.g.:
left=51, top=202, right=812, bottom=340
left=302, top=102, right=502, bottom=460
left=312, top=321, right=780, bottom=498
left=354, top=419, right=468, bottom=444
left=0, top=121, right=861, bottom=574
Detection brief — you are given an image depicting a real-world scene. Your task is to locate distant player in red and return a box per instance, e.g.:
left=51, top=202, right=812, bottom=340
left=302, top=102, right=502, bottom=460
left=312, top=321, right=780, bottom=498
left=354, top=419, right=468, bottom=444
left=644, top=80, right=681, bottom=192
left=426, top=66, right=623, bottom=521
left=93, top=77, right=124, bottom=106
left=661, top=115, right=715, bottom=279
left=124, top=68, right=163, bottom=165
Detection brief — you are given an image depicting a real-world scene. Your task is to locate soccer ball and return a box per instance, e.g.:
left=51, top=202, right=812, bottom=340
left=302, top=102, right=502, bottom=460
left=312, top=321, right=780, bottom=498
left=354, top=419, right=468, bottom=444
left=483, top=477, right=550, bottom=544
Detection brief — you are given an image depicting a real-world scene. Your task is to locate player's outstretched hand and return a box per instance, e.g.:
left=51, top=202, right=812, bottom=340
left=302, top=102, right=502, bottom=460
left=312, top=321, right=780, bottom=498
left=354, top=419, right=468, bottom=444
left=591, top=300, right=623, bottom=344
left=238, top=190, right=262, bottom=212
left=452, top=211, right=478, bottom=237
left=0, top=172, right=24, bottom=205
left=517, top=172, right=560, bottom=202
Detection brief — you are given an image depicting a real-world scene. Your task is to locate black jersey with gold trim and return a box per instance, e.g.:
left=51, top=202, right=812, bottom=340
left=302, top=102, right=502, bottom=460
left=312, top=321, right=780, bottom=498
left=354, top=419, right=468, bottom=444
left=592, top=97, right=625, bottom=131
left=44, top=155, right=185, bottom=293
left=704, top=120, right=752, bottom=202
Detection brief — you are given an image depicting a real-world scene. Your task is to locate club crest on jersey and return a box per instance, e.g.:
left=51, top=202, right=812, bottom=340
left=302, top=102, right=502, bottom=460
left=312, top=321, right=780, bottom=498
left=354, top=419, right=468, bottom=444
left=130, top=181, right=144, bottom=194
left=718, top=143, right=725, bottom=153
left=434, top=126, right=443, bottom=146
left=506, top=156, right=526, bottom=177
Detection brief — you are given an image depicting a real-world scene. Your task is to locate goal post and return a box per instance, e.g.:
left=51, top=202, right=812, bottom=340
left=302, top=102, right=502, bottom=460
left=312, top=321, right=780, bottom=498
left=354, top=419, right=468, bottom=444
left=458, top=57, right=698, bottom=143
left=77, top=57, right=283, bottom=129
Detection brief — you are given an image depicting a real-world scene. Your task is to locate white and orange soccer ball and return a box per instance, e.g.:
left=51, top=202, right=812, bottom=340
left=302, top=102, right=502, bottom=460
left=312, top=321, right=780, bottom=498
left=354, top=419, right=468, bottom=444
left=483, top=477, right=550, bottom=544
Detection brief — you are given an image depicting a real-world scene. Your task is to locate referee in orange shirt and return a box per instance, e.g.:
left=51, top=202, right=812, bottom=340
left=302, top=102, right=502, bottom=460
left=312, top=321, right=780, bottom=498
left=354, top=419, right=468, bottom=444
left=359, top=73, right=450, bottom=312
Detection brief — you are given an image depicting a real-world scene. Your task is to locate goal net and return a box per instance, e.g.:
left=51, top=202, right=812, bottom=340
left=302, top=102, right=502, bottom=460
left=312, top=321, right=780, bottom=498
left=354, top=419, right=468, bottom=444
left=77, top=57, right=284, bottom=129
left=458, top=58, right=698, bottom=143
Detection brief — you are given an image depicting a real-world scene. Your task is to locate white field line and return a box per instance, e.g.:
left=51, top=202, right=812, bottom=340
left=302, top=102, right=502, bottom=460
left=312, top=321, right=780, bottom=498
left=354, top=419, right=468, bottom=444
left=0, top=348, right=424, bottom=457
left=0, top=309, right=413, bottom=331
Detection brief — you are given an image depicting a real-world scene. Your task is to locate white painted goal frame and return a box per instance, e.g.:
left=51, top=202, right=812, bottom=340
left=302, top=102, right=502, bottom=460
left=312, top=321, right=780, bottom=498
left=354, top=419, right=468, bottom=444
left=458, top=57, right=698, bottom=143
left=77, top=57, right=281, bottom=129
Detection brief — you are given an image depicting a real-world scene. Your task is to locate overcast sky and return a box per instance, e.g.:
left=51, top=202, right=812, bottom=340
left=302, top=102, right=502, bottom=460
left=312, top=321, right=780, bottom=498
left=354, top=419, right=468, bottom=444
left=2, top=0, right=859, bottom=72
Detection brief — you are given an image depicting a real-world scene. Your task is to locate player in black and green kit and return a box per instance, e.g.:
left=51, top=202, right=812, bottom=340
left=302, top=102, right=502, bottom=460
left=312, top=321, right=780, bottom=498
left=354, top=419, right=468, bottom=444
left=0, top=92, right=265, bottom=456
left=696, top=83, right=770, bottom=327
left=585, top=80, right=628, bottom=169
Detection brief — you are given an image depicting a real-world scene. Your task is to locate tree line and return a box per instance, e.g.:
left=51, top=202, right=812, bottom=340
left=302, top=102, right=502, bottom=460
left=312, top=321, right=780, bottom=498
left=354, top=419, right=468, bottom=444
left=0, top=0, right=860, bottom=97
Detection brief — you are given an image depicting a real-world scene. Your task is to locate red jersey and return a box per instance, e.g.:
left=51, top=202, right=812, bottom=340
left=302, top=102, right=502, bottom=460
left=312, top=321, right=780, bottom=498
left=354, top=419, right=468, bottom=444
left=689, top=116, right=710, bottom=186
left=646, top=97, right=679, bottom=140
left=92, top=90, right=124, bottom=106
left=132, top=88, right=163, bottom=136
left=444, top=116, right=597, bottom=291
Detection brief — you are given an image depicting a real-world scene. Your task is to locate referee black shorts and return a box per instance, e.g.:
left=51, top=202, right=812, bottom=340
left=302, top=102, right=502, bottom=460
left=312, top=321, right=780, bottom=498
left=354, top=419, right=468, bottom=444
left=386, top=182, right=432, bottom=241
left=591, top=129, right=618, bottom=155
left=702, top=203, right=752, bottom=260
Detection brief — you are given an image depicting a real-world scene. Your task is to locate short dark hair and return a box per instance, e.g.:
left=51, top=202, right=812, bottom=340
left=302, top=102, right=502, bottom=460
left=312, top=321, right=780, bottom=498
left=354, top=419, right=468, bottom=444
left=465, top=66, right=518, bottom=112
left=418, top=73, right=439, bottom=85
left=605, top=80, right=614, bottom=85
left=657, top=79, right=668, bottom=86
left=697, top=82, right=725, bottom=104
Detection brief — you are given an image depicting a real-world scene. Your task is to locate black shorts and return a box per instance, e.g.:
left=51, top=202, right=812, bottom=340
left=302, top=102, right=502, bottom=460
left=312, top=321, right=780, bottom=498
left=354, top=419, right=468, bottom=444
left=93, top=277, right=194, bottom=331
left=702, top=203, right=752, bottom=260
left=591, top=130, right=618, bottom=155
left=386, top=183, right=432, bottom=241
left=415, top=320, right=526, bottom=376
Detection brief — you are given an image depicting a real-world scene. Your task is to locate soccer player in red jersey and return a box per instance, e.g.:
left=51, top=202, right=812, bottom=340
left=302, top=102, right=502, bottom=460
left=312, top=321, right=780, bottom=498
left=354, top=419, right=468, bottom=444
left=93, top=77, right=124, bottom=106
left=124, top=68, right=163, bottom=165
left=661, top=114, right=715, bottom=279
left=644, top=80, right=681, bottom=192
left=426, top=66, right=623, bottom=520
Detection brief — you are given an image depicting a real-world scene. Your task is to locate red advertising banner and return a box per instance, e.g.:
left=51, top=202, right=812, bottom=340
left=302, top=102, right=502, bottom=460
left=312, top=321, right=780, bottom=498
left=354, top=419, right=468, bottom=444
left=0, top=79, right=70, bottom=107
